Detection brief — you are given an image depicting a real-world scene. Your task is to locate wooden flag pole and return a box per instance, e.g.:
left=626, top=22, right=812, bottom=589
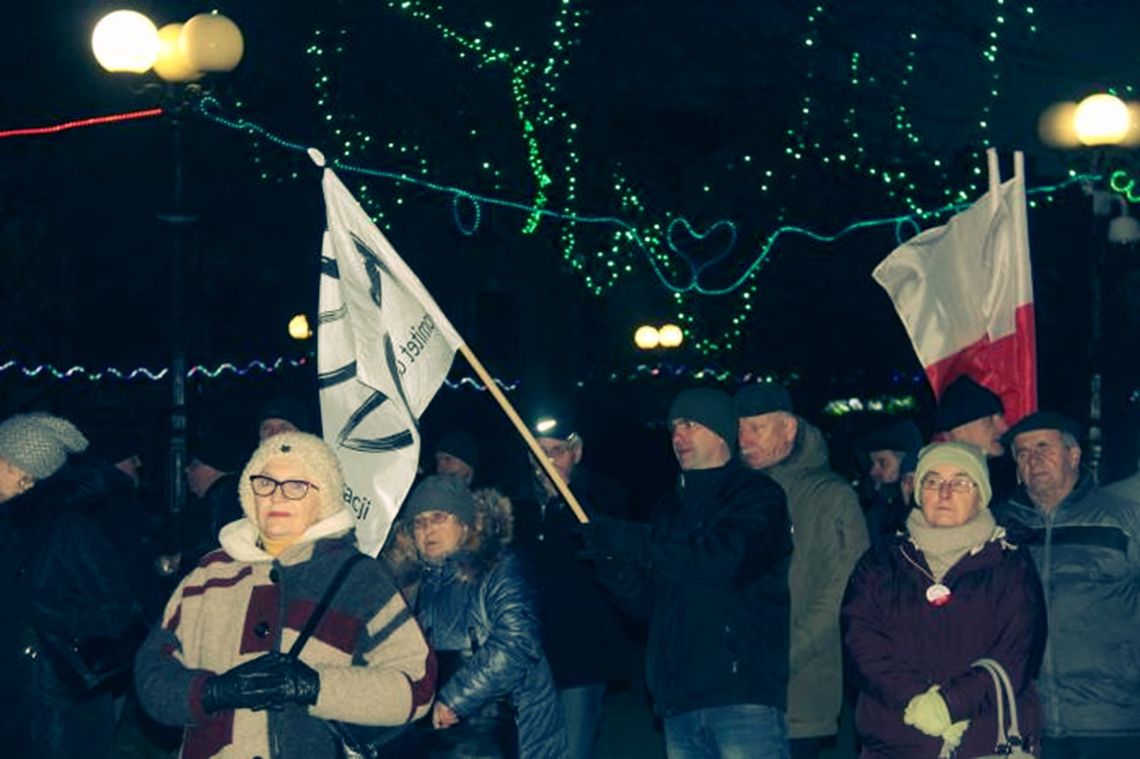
left=457, top=343, right=589, bottom=524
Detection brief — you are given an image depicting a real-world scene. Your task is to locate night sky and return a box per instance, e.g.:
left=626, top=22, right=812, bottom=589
left=3, top=1, right=1140, bottom=490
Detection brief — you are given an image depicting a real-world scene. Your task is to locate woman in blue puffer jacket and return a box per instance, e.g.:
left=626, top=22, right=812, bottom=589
left=384, top=475, right=567, bottom=759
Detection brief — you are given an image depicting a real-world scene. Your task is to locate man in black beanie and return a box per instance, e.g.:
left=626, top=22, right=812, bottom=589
left=932, top=376, right=1016, bottom=502
left=433, top=430, right=479, bottom=486
left=932, top=376, right=1009, bottom=458
left=736, top=382, right=868, bottom=758
left=581, top=387, right=793, bottom=757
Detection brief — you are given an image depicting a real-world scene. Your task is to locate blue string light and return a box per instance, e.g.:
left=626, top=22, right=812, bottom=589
left=195, top=97, right=1095, bottom=297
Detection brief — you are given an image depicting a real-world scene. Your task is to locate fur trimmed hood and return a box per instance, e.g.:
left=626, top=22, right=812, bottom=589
left=383, top=486, right=513, bottom=587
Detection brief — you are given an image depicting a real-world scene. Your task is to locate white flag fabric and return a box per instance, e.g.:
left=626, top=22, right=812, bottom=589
left=318, top=169, right=463, bottom=556
left=873, top=149, right=1037, bottom=423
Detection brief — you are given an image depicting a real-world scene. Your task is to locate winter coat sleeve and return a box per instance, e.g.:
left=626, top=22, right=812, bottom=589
left=938, top=549, right=1047, bottom=723
left=438, top=553, right=545, bottom=718
left=307, top=579, right=435, bottom=726
left=646, top=472, right=790, bottom=585
left=33, top=511, right=141, bottom=639
left=791, top=480, right=869, bottom=672
left=841, top=553, right=932, bottom=709
left=134, top=574, right=216, bottom=726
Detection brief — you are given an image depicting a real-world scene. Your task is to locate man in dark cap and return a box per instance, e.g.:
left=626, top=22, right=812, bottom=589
left=582, top=387, right=793, bottom=757
left=996, top=411, right=1140, bottom=757
left=736, top=382, right=868, bottom=758
left=510, top=407, right=630, bottom=759
left=932, top=375, right=1009, bottom=457
left=857, top=419, right=923, bottom=549
left=256, top=394, right=313, bottom=441
left=433, top=430, right=479, bottom=486
left=176, top=427, right=249, bottom=573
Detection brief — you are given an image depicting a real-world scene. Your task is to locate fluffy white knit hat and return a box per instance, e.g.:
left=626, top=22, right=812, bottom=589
left=238, top=431, right=347, bottom=523
left=0, top=413, right=89, bottom=480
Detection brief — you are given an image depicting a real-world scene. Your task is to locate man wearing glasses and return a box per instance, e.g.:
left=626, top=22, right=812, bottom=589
left=997, top=411, right=1140, bottom=759
left=510, top=409, right=631, bottom=759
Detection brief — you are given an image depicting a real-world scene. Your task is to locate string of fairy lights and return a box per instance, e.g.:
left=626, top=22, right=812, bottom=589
left=270, top=0, right=1083, bottom=354
left=1, top=2, right=1123, bottom=370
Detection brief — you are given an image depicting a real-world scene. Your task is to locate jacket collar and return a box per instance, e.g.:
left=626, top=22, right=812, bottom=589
left=218, top=508, right=356, bottom=564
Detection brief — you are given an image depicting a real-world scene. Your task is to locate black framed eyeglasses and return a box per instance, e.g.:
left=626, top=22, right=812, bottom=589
left=249, top=475, right=319, bottom=500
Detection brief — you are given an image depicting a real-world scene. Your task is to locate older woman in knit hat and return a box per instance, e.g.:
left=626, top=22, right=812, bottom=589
left=0, top=412, right=140, bottom=758
left=383, top=475, right=567, bottom=758
left=135, top=432, right=434, bottom=759
left=842, top=442, right=1048, bottom=758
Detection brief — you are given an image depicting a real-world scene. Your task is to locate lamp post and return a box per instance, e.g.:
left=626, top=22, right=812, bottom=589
left=92, top=10, right=243, bottom=517
left=1040, top=92, right=1140, bottom=480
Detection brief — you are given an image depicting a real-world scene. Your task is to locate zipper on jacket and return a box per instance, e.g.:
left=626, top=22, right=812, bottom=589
left=1043, top=512, right=1059, bottom=730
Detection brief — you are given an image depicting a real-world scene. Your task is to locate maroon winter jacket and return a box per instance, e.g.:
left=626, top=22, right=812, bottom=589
left=841, top=532, right=1046, bottom=758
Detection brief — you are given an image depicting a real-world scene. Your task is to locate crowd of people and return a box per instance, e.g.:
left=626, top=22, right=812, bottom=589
left=0, top=374, right=1138, bottom=759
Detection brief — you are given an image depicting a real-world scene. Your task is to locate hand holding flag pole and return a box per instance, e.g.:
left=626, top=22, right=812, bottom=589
left=456, top=344, right=589, bottom=524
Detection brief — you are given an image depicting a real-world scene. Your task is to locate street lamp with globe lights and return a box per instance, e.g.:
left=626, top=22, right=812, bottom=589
left=91, top=9, right=243, bottom=517
left=1039, top=91, right=1140, bottom=478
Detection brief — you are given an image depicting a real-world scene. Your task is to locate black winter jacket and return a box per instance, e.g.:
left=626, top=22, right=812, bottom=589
left=0, top=464, right=140, bottom=756
left=598, top=461, right=792, bottom=717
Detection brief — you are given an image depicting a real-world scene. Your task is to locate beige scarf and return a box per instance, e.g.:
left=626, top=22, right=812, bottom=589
left=906, top=508, right=997, bottom=582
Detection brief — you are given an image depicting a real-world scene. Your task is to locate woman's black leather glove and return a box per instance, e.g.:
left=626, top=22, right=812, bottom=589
left=201, top=653, right=320, bottom=713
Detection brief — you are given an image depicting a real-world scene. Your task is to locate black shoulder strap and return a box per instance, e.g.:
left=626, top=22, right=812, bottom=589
left=287, top=551, right=368, bottom=659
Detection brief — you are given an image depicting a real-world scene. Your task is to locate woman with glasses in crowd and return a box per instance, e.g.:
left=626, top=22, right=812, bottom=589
left=841, top=442, right=1047, bottom=758
left=135, top=432, right=435, bottom=758
left=383, top=474, right=567, bottom=758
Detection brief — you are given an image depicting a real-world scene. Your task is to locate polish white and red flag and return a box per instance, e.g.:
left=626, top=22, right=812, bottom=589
left=873, top=148, right=1037, bottom=424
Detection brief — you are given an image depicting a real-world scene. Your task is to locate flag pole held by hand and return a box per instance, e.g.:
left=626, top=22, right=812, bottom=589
left=456, top=344, right=589, bottom=524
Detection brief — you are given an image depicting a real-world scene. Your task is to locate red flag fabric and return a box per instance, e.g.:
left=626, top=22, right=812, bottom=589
left=873, top=150, right=1037, bottom=424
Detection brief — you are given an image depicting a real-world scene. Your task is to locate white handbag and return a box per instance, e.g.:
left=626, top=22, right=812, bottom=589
left=971, top=657, right=1035, bottom=758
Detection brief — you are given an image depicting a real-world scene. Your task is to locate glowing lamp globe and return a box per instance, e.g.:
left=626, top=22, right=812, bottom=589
left=634, top=325, right=660, bottom=350
left=181, top=13, right=244, bottom=73
left=91, top=10, right=160, bottom=73
left=153, top=24, right=202, bottom=82
left=1074, top=93, right=1131, bottom=146
left=658, top=323, right=684, bottom=348
left=288, top=314, right=312, bottom=340
left=1037, top=101, right=1079, bottom=148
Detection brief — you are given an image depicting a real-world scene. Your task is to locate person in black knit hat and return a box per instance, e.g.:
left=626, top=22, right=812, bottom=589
left=581, top=387, right=794, bottom=757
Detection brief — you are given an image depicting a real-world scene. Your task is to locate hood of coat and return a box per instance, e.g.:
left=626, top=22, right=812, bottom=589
left=764, top=417, right=830, bottom=479
left=386, top=487, right=514, bottom=585
left=218, top=508, right=356, bottom=565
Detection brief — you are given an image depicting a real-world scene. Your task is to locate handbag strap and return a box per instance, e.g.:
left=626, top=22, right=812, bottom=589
left=287, top=551, right=369, bottom=659
left=972, top=657, right=1024, bottom=749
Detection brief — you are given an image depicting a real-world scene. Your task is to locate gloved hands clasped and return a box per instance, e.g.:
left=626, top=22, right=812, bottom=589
left=201, top=652, right=320, bottom=714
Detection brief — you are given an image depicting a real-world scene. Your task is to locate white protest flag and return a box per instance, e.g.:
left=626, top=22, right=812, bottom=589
left=317, top=168, right=463, bottom=556
left=873, top=149, right=1037, bottom=423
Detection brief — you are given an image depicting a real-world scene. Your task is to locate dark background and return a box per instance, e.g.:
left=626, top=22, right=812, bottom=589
left=2, top=1, right=1139, bottom=507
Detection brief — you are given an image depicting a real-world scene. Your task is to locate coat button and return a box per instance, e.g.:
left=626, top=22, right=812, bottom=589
left=269, top=568, right=280, bottom=583
left=254, top=622, right=271, bottom=638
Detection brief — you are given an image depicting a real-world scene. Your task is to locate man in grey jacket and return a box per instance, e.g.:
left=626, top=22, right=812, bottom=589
left=997, top=411, right=1140, bottom=759
left=736, top=382, right=869, bottom=758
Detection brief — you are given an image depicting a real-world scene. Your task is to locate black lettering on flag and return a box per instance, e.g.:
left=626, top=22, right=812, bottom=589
left=336, top=389, right=414, bottom=453
left=349, top=233, right=392, bottom=310
left=318, top=361, right=358, bottom=389
left=320, top=256, right=340, bottom=279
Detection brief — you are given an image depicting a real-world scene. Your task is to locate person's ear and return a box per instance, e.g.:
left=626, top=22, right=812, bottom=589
left=571, top=439, right=584, bottom=465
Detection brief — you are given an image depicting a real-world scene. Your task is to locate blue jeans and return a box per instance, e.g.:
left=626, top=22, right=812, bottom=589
left=664, top=704, right=789, bottom=759
left=559, top=684, right=606, bottom=759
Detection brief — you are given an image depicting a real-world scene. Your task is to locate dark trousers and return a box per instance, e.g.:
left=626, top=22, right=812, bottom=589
left=789, top=736, right=824, bottom=759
